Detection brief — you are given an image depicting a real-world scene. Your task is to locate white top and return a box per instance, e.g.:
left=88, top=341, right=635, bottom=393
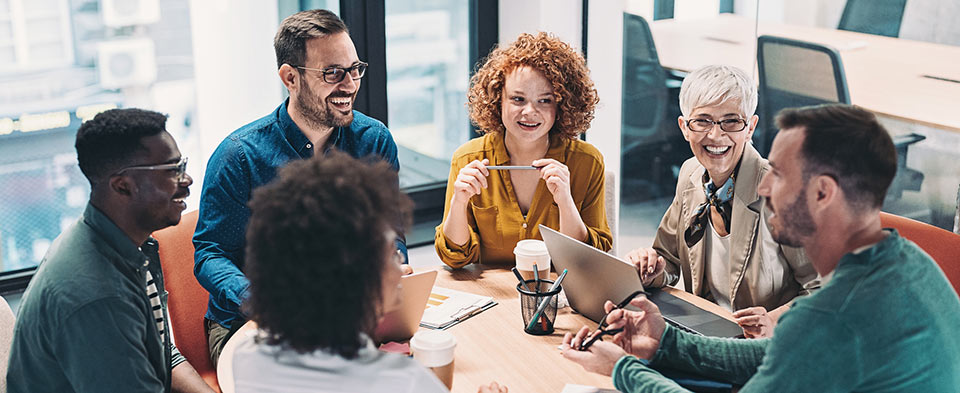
left=229, top=332, right=449, bottom=393
left=704, top=222, right=733, bottom=311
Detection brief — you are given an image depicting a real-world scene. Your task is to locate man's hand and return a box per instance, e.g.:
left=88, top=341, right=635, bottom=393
left=624, top=247, right=664, bottom=286
left=561, top=327, right=627, bottom=376
left=477, top=381, right=508, bottom=393
left=733, top=306, right=777, bottom=338
left=604, top=296, right=666, bottom=360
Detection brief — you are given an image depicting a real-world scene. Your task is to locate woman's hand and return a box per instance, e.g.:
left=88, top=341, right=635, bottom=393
left=451, top=159, right=490, bottom=206
left=624, top=247, right=665, bottom=286
left=533, top=158, right=573, bottom=207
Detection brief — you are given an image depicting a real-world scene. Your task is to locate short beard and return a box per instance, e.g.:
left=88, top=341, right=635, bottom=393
left=295, top=78, right=354, bottom=130
left=770, top=187, right=817, bottom=247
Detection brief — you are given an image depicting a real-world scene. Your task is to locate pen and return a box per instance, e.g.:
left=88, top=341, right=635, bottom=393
left=532, top=263, right=541, bottom=294
left=526, top=268, right=569, bottom=331
left=512, top=267, right=532, bottom=291
left=454, top=306, right=484, bottom=322
left=485, top=165, right=540, bottom=170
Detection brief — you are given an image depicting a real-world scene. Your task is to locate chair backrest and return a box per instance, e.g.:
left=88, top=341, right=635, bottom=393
left=0, top=295, right=15, bottom=393
left=880, top=212, right=960, bottom=296
left=604, top=170, right=617, bottom=256
left=838, top=0, right=907, bottom=38
left=153, top=210, right=220, bottom=392
left=755, top=35, right=849, bottom=156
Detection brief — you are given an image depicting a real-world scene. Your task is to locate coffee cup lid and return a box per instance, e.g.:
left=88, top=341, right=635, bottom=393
left=514, top=239, right=548, bottom=257
left=410, top=330, right=456, bottom=351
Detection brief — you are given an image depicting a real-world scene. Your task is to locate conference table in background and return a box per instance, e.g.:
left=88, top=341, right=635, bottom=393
left=423, top=264, right=734, bottom=393
left=649, top=14, right=960, bottom=133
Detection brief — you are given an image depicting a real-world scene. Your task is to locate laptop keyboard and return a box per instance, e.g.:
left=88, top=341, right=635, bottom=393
left=663, top=315, right=704, bottom=336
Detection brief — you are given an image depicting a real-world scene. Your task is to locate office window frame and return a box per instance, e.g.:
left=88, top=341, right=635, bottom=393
left=0, top=0, right=500, bottom=291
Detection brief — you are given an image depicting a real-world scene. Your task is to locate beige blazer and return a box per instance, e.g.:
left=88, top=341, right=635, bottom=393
left=649, top=145, right=820, bottom=311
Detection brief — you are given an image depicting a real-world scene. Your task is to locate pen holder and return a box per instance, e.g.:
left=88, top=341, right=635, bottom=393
left=517, top=279, right=561, bottom=335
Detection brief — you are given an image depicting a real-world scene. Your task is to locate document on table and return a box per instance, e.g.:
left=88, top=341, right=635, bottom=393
left=560, top=384, right=619, bottom=393
left=420, top=286, right=496, bottom=330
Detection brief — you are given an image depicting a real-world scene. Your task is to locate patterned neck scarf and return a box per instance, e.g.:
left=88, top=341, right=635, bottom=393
left=684, top=169, right=737, bottom=248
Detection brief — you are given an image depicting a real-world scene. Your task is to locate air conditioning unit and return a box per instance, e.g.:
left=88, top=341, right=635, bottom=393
left=101, top=0, right=161, bottom=27
left=97, top=39, right=158, bottom=89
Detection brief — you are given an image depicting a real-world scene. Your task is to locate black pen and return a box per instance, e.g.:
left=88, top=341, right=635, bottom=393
left=512, top=267, right=532, bottom=291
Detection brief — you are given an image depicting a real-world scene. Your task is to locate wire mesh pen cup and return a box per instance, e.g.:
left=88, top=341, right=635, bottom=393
left=517, top=279, right=561, bottom=335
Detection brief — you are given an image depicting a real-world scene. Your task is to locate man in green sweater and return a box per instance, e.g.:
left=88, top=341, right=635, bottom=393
left=562, top=104, right=960, bottom=392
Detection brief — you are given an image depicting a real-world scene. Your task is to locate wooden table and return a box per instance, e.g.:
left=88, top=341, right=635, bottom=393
left=649, top=14, right=960, bottom=132
left=425, top=264, right=733, bottom=393
left=217, top=264, right=734, bottom=393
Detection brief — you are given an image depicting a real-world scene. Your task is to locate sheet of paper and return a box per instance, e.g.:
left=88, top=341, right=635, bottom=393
left=560, top=384, right=620, bottom=393
left=420, top=286, right=495, bottom=329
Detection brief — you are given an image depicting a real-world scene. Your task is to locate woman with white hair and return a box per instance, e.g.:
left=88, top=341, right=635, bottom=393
left=625, top=65, right=820, bottom=338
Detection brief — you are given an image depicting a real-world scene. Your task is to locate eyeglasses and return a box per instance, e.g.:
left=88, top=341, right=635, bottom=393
left=297, top=61, right=368, bottom=84
left=686, top=118, right=749, bottom=133
left=392, top=249, right=406, bottom=265
left=578, top=290, right=649, bottom=351
left=112, top=157, right=188, bottom=182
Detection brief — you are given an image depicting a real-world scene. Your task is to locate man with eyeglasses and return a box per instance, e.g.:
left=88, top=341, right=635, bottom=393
left=193, top=9, right=407, bottom=367
left=7, top=108, right=215, bottom=393
left=622, top=65, right=819, bottom=338
left=562, top=104, right=960, bottom=392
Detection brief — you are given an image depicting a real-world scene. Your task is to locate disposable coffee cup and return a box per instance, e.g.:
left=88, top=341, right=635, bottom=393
left=514, top=239, right=551, bottom=281
left=410, top=330, right=456, bottom=389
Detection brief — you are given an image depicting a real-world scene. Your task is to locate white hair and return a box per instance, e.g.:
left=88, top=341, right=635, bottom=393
left=678, top=65, right=757, bottom=118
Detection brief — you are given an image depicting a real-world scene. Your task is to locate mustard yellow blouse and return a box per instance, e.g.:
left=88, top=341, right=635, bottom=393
left=434, top=132, right=612, bottom=268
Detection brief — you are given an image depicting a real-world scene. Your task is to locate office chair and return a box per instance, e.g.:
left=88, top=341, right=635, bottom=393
left=620, top=13, right=685, bottom=202
left=838, top=0, right=908, bottom=38
left=756, top=35, right=850, bottom=156
left=756, top=35, right=925, bottom=202
left=880, top=212, right=960, bottom=296
left=153, top=210, right=221, bottom=392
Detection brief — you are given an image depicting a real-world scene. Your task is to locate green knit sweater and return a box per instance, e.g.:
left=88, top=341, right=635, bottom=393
left=612, top=230, right=960, bottom=392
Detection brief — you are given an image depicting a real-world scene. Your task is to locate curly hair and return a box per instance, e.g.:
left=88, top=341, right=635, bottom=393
left=467, top=32, right=598, bottom=139
left=244, top=150, right=412, bottom=357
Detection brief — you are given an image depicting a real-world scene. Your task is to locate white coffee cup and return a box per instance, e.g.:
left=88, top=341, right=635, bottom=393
left=410, top=330, right=456, bottom=389
left=514, top=239, right=551, bottom=281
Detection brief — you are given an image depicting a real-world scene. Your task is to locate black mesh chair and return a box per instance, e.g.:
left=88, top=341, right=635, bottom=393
left=756, top=35, right=925, bottom=202
left=756, top=35, right=850, bottom=156
left=620, top=13, right=685, bottom=202
left=838, top=0, right=908, bottom=38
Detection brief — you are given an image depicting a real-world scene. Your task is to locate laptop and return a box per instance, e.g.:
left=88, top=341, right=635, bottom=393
left=373, top=269, right=438, bottom=343
left=539, top=225, right=743, bottom=338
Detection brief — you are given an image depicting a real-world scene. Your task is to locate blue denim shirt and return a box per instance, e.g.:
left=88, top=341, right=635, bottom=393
left=193, top=99, right=405, bottom=327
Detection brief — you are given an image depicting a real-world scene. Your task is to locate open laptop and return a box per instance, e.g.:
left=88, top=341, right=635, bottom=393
left=373, top=269, right=438, bottom=343
left=539, top=225, right=743, bottom=338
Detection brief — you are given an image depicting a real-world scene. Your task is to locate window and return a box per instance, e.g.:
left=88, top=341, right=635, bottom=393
left=0, top=0, right=198, bottom=278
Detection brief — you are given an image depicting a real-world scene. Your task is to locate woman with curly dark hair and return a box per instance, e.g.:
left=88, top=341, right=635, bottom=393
left=435, top=32, right=612, bottom=268
left=224, top=151, right=507, bottom=393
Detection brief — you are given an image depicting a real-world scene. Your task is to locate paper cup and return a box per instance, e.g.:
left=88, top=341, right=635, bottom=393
left=514, top=239, right=551, bottom=280
left=410, top=330, right=456, bottom=389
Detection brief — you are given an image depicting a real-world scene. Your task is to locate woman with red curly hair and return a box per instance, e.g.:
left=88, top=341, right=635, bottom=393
left=434, top=32, right=612, bottom=268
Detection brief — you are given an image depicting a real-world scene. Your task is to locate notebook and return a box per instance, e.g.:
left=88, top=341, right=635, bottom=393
left=420, top=286, right=497, bottom=330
